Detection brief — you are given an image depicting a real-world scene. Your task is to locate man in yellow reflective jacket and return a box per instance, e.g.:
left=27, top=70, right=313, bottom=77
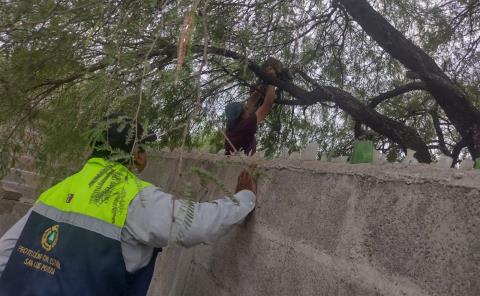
left=0, top=114, right=257, bottom=296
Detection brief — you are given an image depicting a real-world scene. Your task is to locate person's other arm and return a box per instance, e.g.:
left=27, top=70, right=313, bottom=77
left=243, top=84, right=264, bottom=117
left=124, top=170, right=257, bottom=248
left=0, top=210, right=31, bottom=277
left=255, top=67, right=277, bottom=124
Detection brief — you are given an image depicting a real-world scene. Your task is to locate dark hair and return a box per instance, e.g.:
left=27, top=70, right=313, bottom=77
left=90, top=113, right=154, bottom=165
left=261, top=57, right=283, bottom=74
left=256, top=57, right=293, bottom=103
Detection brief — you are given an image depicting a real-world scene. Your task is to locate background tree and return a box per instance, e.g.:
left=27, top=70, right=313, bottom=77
left=1, top=0, right=479, bottom=177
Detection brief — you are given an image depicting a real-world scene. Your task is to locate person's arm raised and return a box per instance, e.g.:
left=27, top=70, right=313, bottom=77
left=244, top=84, right=264, bottom=117
left=255, top=84, right=276, bottom=124
left=255, top=66, right=277, bottom=124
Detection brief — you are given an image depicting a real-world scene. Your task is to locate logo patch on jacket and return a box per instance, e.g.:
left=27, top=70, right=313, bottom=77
left=41, top=225, right=59, bottom=251
left=66, top=193, right=74, bottom=203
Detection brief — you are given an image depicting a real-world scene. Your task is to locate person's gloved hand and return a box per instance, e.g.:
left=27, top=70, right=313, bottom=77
left=235, top=169, right=257, bottom=194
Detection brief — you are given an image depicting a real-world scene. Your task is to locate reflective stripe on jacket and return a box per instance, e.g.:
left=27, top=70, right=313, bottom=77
left=0, top=158, right=151, bottom=296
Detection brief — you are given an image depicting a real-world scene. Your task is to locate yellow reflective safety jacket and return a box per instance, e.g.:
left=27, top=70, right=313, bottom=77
left=0, top=158, right=151, bottom=296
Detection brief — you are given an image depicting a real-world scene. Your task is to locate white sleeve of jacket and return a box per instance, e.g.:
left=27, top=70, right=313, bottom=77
left=0, top=210, right=31, bottom=278
left=124, top=186, right=256, bottom=248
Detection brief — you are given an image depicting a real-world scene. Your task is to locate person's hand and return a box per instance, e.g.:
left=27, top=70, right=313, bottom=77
left=250, top=83, right=267, bottom=96
left=235, top=169, right=257, bottom=194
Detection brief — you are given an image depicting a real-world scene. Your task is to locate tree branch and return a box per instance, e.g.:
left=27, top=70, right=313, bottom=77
left=189, top=45, right=431, bottom=162
left=451, top=138, right=468, bottom=167
left=429, top=109, right=452, bottom=157
left=338, top=0, right=480, bottom=159
left=367, top=82, right=426, bottom=108
left=355, top=81, right=427, bottom=138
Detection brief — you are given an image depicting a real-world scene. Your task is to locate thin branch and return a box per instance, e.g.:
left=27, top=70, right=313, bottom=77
left=367, top=82, right=426, bottom=108
left=451, top=138, right=468, bottom=167
left=430, top=109, right=452, bottom=157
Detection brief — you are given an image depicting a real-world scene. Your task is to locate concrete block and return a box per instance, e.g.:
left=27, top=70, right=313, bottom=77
left=257, top=170, right=351, bottom=253
left=179, top=263, right=232, bottom=296
left=0, top=199, right=31, bottom=236
left=361, top=182, right=480, bottom=295
left=4, top=151, right=478, bottom=296
left=279, top=248, right=383, bottom=296
left=207, top=227, right=288, bottom=296
left=1, top=180, right=38, bottom=203
left=143, top=152, right=480, bottom=296
left=0, top=185, right=20, bottom=201
left=147, top=246, right=196, bottom=296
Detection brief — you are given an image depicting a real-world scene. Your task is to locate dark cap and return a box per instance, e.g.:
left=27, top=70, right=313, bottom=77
left=225, top=102, right=244, bottom=126
left=91, top=113, right=156, bottom=162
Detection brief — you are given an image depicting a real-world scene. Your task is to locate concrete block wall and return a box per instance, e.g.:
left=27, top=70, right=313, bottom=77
left=0, top=199, right=31, bottom=236
left=0, top=155, right=41, bottom=235
left=142, top=152, right=480, bottom=296
left=1, top=152, right=479, bottom=295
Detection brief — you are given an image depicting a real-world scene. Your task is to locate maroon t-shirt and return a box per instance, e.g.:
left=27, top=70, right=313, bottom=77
left=225, top=114, right=257, bottom=155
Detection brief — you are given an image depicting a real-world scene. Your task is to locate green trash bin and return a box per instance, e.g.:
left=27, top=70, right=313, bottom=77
left=475, top=158, right=480, bottom=170
left=350, top=140, right=374, bottom=164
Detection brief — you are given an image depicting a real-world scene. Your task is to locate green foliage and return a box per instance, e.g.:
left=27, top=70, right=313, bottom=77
left=88, top=162, right=138, bottom=224
left=2, top=0, right=480, bottom=251
left=191, top=167, right=237, bottom=203
left=1, top=0, right=479, bottom=175
left=190, top=126, right=224, bottom=153
left=386, top=147, right=402, bottom=163
left=175, top=182, right=195, bottom=245
left=175, top=166, right=239, bottom=245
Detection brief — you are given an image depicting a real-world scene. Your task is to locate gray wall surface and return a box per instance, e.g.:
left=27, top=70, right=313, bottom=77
left=143, top=152, right=480, bottom=296
left=0, top=199, right=30, bottom=236
left=1, top=152, right=479, bottom=296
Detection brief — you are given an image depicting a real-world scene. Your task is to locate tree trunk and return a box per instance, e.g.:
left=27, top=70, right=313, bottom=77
left=338, top=0, right=480, bottom=159
left=318, top=86, right=432, bottom=163
left=248, top=64, right=431, bottom=163
left=186, top=46, right=431, bottom=162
